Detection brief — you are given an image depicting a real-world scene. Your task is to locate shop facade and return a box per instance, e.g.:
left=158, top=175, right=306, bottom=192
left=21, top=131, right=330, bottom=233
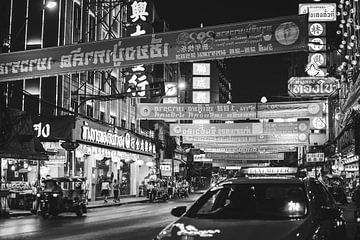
left=26, top=116, right=156, bottom=201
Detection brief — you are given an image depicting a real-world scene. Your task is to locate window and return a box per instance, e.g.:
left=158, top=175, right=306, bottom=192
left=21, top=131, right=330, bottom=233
left=73, top=2, right=81, bottom=43
left=89, top=15, right=96, bottom=42
left=121, top=119, right=126, bottom=128
left=311, top=181, right=333, bottom=207
left=100, top=72, right=106, bottom=91
left=88, top=71, right=94, bottom=85
left=110, top=75, right=117, bottom=95
left=86, top=105, right=93, bottom=118
left=100, top=111, right=105, bottom=121
left=187, top=183, right=308, bottom=220
left=110, top=116, right=116, bottom=125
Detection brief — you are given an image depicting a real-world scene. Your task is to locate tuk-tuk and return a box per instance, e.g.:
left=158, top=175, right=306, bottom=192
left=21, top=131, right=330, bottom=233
left=35, top=177, right=87, bottom=218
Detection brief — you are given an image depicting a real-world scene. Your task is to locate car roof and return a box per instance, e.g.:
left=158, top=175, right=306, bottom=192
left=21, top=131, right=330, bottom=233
left=217, top=176, right=305, bottom=186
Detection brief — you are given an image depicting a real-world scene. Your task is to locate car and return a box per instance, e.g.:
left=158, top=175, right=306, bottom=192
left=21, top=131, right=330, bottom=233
left=154, top=167, right=346, bottom=240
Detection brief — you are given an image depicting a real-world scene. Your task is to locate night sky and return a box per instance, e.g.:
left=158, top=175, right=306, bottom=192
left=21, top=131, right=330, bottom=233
left=153, top=0, right=306, bottom=103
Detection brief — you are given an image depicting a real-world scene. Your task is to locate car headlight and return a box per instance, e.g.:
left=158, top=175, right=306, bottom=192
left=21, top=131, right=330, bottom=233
left=155, top=223, right=174, bottom=240
left=53, top=193, right=59, bottom=197
left=36, top=193, right=41, bottom=197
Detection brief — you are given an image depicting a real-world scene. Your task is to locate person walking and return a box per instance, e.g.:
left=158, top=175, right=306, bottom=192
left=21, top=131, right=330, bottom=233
left=113, top=179, right=120, bottom=203
left=101, top=179, right=110, bottom=203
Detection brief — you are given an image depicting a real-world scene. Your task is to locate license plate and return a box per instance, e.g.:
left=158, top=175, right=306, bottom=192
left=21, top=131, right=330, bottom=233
left=10, top=193, right=16, bottom=198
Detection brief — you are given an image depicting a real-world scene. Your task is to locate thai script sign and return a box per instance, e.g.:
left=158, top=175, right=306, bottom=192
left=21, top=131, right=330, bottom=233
left=299, top=3, right=337, bottom=22
left=205, top=152, right=284, bottom=161
left=136, top=103, right=256, bottom=120
left=136, top=101, right=323, bottom=120
left=32, top=115, right=74, bottom=141
left=0, top=15, right=308, bottom=82
left=183, top=133, right=308, bottom=145
left=288, top=77, right=339, bottom=97
left=257, top=100, right=323, bottom=118
left=306, top=152, right=325, bottom=163
left=212, top=160, right=270, bottom=167
left=202, top=145, right=298, bottom=153
left=76, top=118, right=155, bottom=155
left=170, top=121, right=309, bottom=137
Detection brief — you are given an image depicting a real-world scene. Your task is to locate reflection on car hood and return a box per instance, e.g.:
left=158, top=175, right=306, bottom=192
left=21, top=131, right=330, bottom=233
left=165, top=217, right=313, bottom=240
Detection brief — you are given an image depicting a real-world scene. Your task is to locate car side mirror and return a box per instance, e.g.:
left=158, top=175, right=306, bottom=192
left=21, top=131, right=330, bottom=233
left=320, top=206, right=341, bottom=221
left=171, top=206, right=187, bottom=217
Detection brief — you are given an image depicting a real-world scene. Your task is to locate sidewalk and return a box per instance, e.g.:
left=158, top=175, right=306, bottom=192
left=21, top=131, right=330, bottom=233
left=7, top=195, right=149, bottom=217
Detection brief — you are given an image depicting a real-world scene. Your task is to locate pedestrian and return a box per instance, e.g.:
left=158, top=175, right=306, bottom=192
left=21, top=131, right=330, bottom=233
left=84, top=177, right=90, bottom=204
left=113, top=179, right=120, bottom=203
left=101, top=179, right=110, bottom=203
left=353, top=184, right=360, bottom=208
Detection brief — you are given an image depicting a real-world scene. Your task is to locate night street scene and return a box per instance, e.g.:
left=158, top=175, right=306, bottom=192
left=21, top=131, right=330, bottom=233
left=0, top=0, right=360, bottom=239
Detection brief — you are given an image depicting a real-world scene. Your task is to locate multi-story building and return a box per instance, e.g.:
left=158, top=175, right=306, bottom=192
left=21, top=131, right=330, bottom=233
left=0, top=0, right=179, bottom=201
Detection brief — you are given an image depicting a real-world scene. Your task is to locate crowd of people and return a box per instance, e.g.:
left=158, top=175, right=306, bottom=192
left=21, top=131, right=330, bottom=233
left=140, top=178, right=190, bottom=201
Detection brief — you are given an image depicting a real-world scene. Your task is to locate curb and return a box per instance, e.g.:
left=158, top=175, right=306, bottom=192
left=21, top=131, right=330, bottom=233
left=87, top=199, right=149, bottom=209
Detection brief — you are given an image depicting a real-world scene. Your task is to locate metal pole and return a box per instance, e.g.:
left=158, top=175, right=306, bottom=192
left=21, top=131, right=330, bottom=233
left=171, top=152, right=174, bottom=182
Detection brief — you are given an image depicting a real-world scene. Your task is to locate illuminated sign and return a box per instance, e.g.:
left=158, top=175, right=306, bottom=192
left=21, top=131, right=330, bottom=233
left=79, top=121, right=155, bottom=155
left=170, top=121, right=309, bottom=137
left=205, top=152, right=285, bottom=161
left=308, top=37, right=326, bottom=52
left=308, top=53, right=326, bottom=67
left=299, top=3, right=337, bottom=22
left=183, top=134, right=308, bottom=145
left=308, top=23, right=326, bottom=37
left=193, top=63, right=210, bottom=75
left=244, top=167, right=298, bottom=174
left=193, top=76, right=210, bottom=89
left=192, top=91, right=210, bottom=103
left=306, top=152, right=325, bottom=163
left=136, top=101, right=324, bottom=120
left=164, top=82, right=178, bottom=96
left=288, top=77, right=338, bottom=97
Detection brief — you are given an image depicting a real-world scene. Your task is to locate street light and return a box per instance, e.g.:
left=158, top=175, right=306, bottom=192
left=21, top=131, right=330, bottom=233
left=260, top=96, right=268, bottom=103
left=44, top=0, right=57, bottom=9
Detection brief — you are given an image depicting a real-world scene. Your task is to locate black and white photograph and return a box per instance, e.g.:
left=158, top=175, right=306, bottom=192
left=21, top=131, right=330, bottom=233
left=0, top=0, right=359, bottom=239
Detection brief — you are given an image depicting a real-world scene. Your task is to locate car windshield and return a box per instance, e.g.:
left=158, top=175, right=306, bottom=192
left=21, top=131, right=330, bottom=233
left=186, top=183, right=308, bottom=220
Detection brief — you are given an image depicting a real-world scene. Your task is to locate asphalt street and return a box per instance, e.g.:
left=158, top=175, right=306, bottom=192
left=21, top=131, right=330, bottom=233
left=0, top=196, right=197, bottom=240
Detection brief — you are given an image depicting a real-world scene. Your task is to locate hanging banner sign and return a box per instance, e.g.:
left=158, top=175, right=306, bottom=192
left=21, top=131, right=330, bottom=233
left=137, top=101, right=323, bottom=120
left=288, top=77, right=339, bottom=97
left=202, top=145, right=298, bottom=153
left=206, top=152, right=285, bottom=161
left=0, top=15, right=308, bottom=82
left=136, top=103, right=256, bottom=120
left=183, top=133, right=308, bottom=145
left=170, top=121, right=309, bottom=136
left=257, top=100, right=323, bottom=118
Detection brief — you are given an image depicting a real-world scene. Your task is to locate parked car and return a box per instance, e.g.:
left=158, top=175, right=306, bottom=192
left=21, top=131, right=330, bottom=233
left=154, top=169, right=346, bottom=240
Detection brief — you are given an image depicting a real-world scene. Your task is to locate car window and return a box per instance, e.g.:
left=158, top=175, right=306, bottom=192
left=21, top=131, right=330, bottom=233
left=187, top=183, right=308, bottom=220
left=311, top=181, right=332, bottom=207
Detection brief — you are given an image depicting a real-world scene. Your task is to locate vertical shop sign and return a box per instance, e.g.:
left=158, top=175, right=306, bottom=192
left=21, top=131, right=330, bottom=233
left=124, top=0, right=155, bottom=97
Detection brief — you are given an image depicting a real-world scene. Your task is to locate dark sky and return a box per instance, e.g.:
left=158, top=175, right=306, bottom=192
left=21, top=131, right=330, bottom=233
left=153, top=0, right=303, bottom=103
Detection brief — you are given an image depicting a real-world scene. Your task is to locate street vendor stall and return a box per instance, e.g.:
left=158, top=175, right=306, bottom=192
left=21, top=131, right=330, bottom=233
left=7, top=181, right=34, bottom=210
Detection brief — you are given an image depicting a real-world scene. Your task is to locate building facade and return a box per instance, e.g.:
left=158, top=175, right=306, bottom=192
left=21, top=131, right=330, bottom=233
left=0, top=0, right=178, bottom=201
